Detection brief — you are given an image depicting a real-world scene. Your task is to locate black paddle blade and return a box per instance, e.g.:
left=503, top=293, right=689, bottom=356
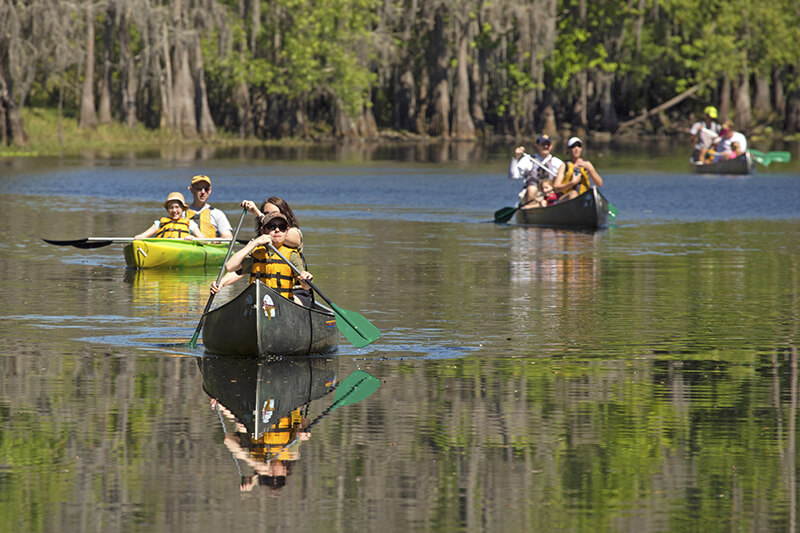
left=42, top=238, right=113, bottom=249
left=493, top=206, right=517, bottom=224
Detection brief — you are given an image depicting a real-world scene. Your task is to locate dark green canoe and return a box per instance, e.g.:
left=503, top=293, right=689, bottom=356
left=198, top=355, right=337, bottom=440
left=202, top=281, right=339, bottom=357
left=690, top=154, right=753, bottom=175
left=514, top=187, right=610, bottom=229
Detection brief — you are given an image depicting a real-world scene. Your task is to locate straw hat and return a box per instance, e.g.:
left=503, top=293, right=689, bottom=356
left=163, top=192, right=188, bottom=209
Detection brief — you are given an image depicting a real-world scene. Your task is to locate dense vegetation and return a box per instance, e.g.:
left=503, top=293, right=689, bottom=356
left=1, top=0, right=799, bottom=146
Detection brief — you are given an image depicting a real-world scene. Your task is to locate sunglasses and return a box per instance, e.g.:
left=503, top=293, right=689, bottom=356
left=192, top=185, right=210, bottom=192
left=539, top=142, right=551, bottom=148
left=263, top=222, right=288, bottom=232
left=570, top=143, right=582, bottom=148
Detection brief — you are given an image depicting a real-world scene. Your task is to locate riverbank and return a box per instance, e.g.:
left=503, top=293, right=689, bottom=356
left=2, top=106, right=797, bottom=159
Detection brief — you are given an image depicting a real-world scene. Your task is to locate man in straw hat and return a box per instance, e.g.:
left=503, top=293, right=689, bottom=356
left=186, top=174, right=233, bottom=239
left=134, top=192, right=206, bottom=240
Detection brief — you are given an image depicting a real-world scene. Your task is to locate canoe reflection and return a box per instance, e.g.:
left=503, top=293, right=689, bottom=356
left=198, top=356, right=338, bottom=491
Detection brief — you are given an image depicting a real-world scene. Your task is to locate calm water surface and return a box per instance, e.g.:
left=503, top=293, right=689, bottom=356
left=0, top=144, right=799, bottom=532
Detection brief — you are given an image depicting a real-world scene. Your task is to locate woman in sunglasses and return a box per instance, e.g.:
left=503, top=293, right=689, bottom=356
left=210, top=212, right=313, bottom=306
left=239, top=196, right=303, bottom=251
left=555, top=136, right=604, bottom=203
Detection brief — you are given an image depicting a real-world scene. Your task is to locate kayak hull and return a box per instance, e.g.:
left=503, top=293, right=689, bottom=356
left=123, top=239, right=230, bottom=268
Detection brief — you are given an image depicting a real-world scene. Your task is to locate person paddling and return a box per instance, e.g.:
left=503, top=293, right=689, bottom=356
left=508, top=134, right=566, bottom=209
left=186, top=175, right=233, bottom=239
left=555, top=137, right=604, bottom=203
left=210, top=213, right=313, bottom=306
left=134, top=192, right=205, bottom=240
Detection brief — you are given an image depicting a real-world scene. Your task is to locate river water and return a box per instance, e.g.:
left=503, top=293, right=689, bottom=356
left=0, top=142, right=798, bottom=532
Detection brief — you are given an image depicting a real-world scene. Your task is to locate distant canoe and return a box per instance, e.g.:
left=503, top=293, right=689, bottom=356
left=123, top=239, right=230, bottom=268
left=202, top=281, right=339, bottom=357
left=690, top=154, right=753, bottom=175
left=514, top=188, right=610, bottom=229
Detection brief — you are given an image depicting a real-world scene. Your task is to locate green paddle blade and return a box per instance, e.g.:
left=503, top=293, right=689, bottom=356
left=493, top=206, right=517, bottom=224
left=608, top=203, right=618, bottom=220
left=766, top=151, right=791, bottom=163
left=330, top=302, right=381, bottom=348
left=749, top=149, right=791, bottom=166
left=748, top=149, right=769, bottom=166
left=331, top=370, right=380, bottom=410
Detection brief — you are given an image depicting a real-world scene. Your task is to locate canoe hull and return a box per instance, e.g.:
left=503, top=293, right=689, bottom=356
left=690, top=155, right=753, bottom=175
left=202, top=281, right=339, bottom=357
left=514, top=188, right=609, bottom=229
left=197, top=355, right=337, bottom=440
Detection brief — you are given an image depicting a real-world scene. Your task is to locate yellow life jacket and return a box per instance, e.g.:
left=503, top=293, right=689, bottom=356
left=155, top=217, right=192, bottom=239
left=249, top=409, right=303, bottom=461
left=563, top=162, right=592, bottom=196
left=250, top=244, right=297, bottom=300
left=185, top=207, right=215, bottom=237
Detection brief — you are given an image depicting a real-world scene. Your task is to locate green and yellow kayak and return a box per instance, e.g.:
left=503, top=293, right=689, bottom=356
left=123, top=239, right=231, bottom=269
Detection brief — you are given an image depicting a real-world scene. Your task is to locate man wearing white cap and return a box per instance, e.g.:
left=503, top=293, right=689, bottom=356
left=508, top=133, right=565, bottom=208
left=555, top=137, right=604, bottom=203
left=186, top=174, right=233, bottom=239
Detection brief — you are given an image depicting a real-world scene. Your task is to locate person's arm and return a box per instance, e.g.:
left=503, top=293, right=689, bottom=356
left=213, top=210, right=233, bottom=239
left=284, top=227, right=303, bottom=249
left=134, top=222, right=159, bottom=240
left=582, top=160, right=603, bottom=187
left=225, top=234, right=271, bottom=273
left=553, top=163, right=572, bottom=193
left=290, top=250, right=313, bottom=290
left=210, top=270, right=243, bottom=294
left=508, top=146, right=528, bottom=179
left=240, top=200, right=263, bottom=218
left=188, top=220, right=205, bottom=240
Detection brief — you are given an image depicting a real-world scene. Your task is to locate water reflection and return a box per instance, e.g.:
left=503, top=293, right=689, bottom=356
left=197, top=356, right=338, bottom=491
left=123, top=268, right=210, bottom=313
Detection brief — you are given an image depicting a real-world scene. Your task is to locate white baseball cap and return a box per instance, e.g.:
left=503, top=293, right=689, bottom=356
left=567, top=137, right=582, bottom=148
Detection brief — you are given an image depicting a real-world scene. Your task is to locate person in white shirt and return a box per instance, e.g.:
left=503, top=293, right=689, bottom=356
left=712, top=122, right=748, bottom=162
left=508, top=134, right=565, bottom=208
left=689, top=106, right=720, bottom=163
left=185, top=174, right=233, bottom=239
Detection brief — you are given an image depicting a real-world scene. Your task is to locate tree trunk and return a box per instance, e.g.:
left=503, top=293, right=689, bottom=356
left=395, top=69, right=417, bottom=132
left=0, top=38, right=26, bottom=146
left=469, top=48, right=486, bottom=137
left=193, top=36, right=216, bottom=139
left=97, top=7, right=114, bottom=125
left=357, top=105, right=378, bottom=139
left=173, top=41, right=197, bottom=137
left=733, top=66, right=751, bottom=130
left=450, top=19, right=475, bottom=140
left=753, top=74, right=770, bottom=120
left=426, top=8, right=450, bottom=138
left=120, top=9, right=137, bottom=129
left=719, top=74, right=731, bottom=124
left=597, top=71, right=618, bottom=131
left=773, top=70, right=785, bottom=118
left=79, top=4, right=98, bottom=130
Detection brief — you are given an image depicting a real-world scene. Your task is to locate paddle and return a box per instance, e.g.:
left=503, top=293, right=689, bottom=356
left=748, top=149, right=791, bottom=166
left=303, top=370, right=381, bottom=432
left=42, top=236, right=250, bottom=249
left=266, top=243, right=381, bottom=348
left=493, top=197, right=542, bottom=224
left=188, top=208, right=248, bottom=349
